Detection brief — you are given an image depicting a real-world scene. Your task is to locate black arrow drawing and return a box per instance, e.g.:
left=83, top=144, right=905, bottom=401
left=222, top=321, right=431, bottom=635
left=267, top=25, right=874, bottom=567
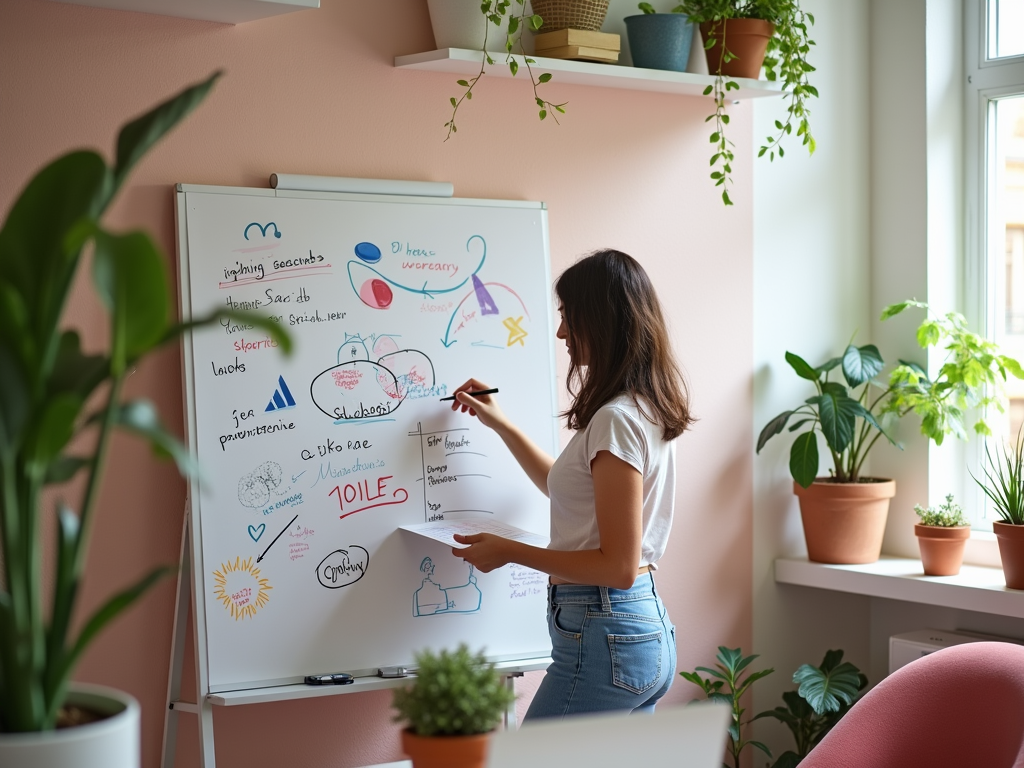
left=257, top=514, right=299, bottom=563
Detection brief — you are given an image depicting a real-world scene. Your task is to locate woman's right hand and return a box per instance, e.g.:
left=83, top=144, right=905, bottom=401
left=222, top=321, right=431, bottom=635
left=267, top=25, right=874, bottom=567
left=450, top=378, right=508, bottom=433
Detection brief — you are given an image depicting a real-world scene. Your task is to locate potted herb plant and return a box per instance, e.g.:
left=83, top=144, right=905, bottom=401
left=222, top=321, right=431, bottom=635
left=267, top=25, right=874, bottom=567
left=758, top=650, right=868, bottom=768
left=757, top=301, right=1023, bottom=565
left=625, top=4, right=696, bottom=73
left=0, top=74, right=287, bottom=766
left=913, top=494, right=971, bottom=577
left=973, top=430, right=1024, bottom=589
left=672, top=0, right=817, bottom=205
left=393, top=644, right=516, bottom=768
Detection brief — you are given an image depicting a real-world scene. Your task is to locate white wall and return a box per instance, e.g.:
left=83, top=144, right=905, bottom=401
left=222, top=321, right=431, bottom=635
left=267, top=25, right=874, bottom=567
left=751, top=0, right=873, bottom=753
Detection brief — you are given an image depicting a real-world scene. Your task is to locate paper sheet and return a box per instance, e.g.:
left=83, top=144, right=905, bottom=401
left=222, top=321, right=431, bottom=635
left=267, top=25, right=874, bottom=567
left=399, top=519, right=550, bottom=549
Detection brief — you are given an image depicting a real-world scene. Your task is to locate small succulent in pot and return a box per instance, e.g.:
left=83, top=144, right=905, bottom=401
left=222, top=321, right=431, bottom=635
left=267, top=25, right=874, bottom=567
left=393, top=644, right=516, bottom=737
left=914, top=494, right=969, bottom=527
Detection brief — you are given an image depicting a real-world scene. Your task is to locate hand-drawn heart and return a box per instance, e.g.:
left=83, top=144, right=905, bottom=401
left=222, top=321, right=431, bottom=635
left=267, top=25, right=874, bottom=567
left=247, top=523, right=266, bottom=542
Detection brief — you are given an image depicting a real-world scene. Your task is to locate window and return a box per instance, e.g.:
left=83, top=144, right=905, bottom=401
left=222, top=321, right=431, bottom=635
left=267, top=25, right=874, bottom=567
left=966, top=0, right=1024, bottom=526
left=988, top=0, right=1024, bottom=59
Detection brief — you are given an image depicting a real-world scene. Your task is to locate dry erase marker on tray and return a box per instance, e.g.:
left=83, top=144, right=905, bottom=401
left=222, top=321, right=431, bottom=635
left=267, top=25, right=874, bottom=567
left=439, top=388, right=499, bottom=402
left=304, top=673, right=354, bottom=686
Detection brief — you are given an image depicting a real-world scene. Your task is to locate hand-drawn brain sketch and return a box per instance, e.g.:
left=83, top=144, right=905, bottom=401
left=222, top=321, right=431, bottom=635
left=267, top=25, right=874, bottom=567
left=237, top=461, right=284, bottom=509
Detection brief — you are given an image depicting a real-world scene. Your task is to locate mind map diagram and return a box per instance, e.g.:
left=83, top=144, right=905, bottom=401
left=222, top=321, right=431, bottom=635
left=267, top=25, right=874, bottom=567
left=309, top=332, right=442, bottom=423
left=346, top=235, right=532, bottom=350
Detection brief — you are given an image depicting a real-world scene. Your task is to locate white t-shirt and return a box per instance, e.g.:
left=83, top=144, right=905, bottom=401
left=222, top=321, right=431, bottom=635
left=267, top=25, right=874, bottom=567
left=546, top=395, right=677, bottom=567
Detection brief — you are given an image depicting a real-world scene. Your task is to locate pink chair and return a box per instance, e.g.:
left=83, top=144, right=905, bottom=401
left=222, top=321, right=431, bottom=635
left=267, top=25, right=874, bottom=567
left=801, top=641, right=1024, bottom=768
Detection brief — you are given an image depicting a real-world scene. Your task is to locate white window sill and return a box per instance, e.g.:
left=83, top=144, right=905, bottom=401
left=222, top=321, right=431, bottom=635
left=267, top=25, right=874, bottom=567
left=774, top=556, right=1024, bottom=619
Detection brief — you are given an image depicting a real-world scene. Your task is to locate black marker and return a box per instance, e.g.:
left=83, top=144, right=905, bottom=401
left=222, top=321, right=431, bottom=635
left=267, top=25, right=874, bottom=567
left=440, top=388, right=499, bottom=402
left=304, top=673, right=354, bottom=686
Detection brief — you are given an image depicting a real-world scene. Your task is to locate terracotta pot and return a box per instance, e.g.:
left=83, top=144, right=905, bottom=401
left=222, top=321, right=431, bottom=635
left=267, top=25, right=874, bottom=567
left=699, top=18, right=775, bottom=79
left=793, top=478, right=896, bottom=564
left=914, top=524, right=971, bottom=576
left=994, top=521, right=1024, bottom=590
left=401, top=728, right=491, bottom=768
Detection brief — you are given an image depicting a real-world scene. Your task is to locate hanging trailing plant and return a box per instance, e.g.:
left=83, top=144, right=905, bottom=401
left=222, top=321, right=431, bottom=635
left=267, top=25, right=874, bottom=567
left=445, top=0, right=567, bottom=139
left=673, top=0, right=818, bottom=205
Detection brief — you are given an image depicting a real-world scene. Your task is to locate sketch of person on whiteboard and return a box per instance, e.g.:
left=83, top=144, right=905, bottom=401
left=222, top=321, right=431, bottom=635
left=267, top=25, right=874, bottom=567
left=413, top=557, right=482, bottom=617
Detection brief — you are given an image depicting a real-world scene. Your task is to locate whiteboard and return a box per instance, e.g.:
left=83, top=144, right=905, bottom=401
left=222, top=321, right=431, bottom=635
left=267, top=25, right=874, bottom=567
left=175, top=185, right=556, bottom=693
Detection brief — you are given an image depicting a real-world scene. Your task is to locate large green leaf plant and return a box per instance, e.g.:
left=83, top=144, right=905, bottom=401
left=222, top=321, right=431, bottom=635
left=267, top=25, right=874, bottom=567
left=757, top=301, right=1024, bottom=488
left=756, top=650, right=868, bottom=768
left=0, top=72, right=289, bottom=732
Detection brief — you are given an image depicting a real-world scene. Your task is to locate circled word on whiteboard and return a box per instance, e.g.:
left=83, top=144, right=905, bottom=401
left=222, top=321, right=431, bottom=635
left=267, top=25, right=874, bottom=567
left=317, top=546, right=369, bottom=589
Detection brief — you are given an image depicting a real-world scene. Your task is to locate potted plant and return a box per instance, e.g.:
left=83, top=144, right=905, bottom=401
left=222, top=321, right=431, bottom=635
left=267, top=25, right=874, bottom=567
left=680, top=647, right=776, bottom=767
left=393, top=644, right=516, bottom=768
left=758, top=650, right=868, bottom=768
left=671, top=0, right=817, bottom=205
left=913, top=494, right=971, bottom=577
left=973, top=430, right=1024, bottom=589
left=440, top=0, right=568, bottom=138
left=682, top=647, right=867, bottom=768
left=624, top=4, right=696, bottom=72
left=0, top=74, right=287, bottom=765
left=757, top=301, right=1023, bottom=564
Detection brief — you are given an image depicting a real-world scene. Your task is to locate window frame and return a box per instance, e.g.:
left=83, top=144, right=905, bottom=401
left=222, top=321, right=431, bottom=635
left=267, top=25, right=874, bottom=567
left=964, top=0, right=1024, bottom=527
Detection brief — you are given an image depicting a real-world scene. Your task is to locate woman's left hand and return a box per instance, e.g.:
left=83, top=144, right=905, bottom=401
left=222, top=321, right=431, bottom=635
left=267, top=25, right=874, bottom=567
left=452, top=533, right=513, bottom=572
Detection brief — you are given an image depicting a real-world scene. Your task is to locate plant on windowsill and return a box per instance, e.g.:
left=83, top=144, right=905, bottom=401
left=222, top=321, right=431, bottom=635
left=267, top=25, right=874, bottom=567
left=756, top=300, right=1024, bottom=565
left=0, top=73, right=290, bottom=766
left=757, top=649, right=868, bottom=768
left=393, top=644, right=516, bottom=768
left=913, top=494, right=971, bottom=577
left=442, top=0, right=567, bottom=140
left=972, top=429, right=1024, bottom=589
left=672, top=0, right=817, bottom=205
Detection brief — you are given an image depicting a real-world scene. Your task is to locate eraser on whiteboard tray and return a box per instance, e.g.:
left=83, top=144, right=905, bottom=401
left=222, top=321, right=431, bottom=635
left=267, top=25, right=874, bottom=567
left=377, top=666, right=409, bottom=678
left=304, top=673, right=354, bottom=686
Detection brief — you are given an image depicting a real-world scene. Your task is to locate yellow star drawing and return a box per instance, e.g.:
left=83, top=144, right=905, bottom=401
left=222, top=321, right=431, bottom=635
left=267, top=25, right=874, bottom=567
left=503, top=316, right=527, bottom=347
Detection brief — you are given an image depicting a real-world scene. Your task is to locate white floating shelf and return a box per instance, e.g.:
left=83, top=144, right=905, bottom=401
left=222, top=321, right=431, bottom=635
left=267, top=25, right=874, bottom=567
left=204, top=657, right=551, bottom=706
left=395, top=48, right=784, bottom=100
left=775, top=556, right=1024, bottom=619
left=51, top=0, right=318, bottom=25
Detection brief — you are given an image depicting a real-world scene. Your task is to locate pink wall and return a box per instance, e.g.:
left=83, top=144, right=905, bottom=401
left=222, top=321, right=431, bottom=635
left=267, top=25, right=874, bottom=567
left=1, top=1, right=753, bottom=766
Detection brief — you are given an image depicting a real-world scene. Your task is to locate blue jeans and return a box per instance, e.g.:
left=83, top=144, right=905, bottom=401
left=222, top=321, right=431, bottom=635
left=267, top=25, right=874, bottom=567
left=524, top=572, right=676, bottom=720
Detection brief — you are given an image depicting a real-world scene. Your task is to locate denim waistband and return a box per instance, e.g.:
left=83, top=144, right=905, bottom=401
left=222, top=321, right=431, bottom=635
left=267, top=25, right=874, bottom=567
left=548, top=572, right=659, bottom=611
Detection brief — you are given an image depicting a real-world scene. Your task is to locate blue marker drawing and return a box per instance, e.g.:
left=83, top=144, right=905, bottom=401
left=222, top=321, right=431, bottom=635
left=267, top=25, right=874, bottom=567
left=347, top=234, right=487, bottom=305
left=354, top=241, right=382, bottom=263
left=244, top=222, right=282, bottom=240
left=265, top=375, right=297, bottom=412
left=413, top=557, right=482, bottom=617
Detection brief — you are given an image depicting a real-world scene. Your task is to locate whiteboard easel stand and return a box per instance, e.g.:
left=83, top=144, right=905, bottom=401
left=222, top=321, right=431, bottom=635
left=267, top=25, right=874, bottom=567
left=161, top=511, right=549, bottom=768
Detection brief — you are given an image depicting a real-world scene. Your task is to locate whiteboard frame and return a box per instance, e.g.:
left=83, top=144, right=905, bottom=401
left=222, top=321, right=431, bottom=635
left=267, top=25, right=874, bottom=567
left=174, top=183, right=559, bottom=696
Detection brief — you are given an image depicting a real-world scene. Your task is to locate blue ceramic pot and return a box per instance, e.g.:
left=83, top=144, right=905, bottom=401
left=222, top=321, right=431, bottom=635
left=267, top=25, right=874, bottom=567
left=624, top=13, right=695, bottom=72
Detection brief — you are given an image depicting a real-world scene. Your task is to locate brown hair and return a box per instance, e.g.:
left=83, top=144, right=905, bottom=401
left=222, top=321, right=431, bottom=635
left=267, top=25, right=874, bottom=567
left=555, top=249, right=694, bottom=440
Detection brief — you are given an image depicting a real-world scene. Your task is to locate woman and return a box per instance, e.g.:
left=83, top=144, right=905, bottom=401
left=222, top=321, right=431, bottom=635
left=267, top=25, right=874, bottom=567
left=449, top=249, right=693, bottom=719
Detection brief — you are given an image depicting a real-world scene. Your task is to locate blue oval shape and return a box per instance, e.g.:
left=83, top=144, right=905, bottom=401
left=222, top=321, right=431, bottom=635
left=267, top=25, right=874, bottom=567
left=354, top=242, right=382, bottom=263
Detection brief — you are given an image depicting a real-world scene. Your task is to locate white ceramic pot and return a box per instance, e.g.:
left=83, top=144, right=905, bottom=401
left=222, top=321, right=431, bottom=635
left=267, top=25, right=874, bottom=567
left=0, top=684, right=140, bottom=768
left=426, top=0, right=535, bottom=53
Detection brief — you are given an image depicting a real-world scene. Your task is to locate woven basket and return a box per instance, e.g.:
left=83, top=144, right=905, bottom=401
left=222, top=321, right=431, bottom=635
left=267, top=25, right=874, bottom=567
left=531, top=0, right=610, bottom=33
